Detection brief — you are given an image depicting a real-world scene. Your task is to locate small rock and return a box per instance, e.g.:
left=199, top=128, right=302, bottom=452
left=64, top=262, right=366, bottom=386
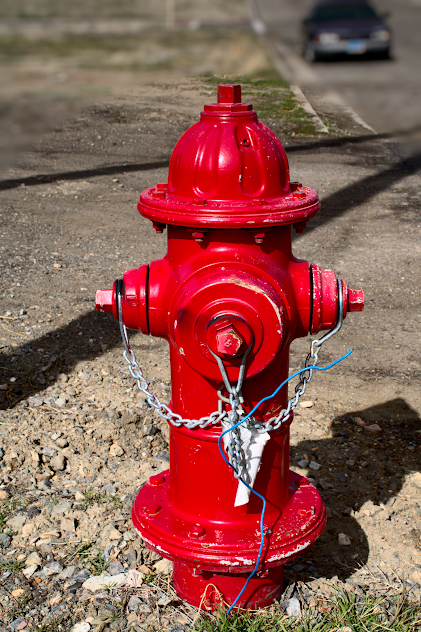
left=309, top=461, right=321, bottom=470
left=74, top=491, right=85, bottom=501
left=11, top=589, right=25, bottom=598
left=0, top=533, right=11, bottom=548
left=25, top=552, right=42, bottom=567
left=127, top=548, right=137, bottom=567
left=51, top=500, right=72, bottom=515
left=412, top=570, right=421, bottom=582
left=0, top=489, right=10, bottom=499
left=6, top=514, right=27, bottom=529
left=22, top=564, right=38, bottom=578
left=50, top=454, right=66, bottom=472
left=297, top=459, right=309, bottom=468
left=21, top=523, right=35, bottom=537
left=70, top=624, right=91, bottom=632
left=154, top=558, right=172, bottom=574
left=103, top=484, right=117, bottom=495
left=354, top=417, right=365, bottom=427
left=319, top=479, right=332, bottom=490
left=141, top=424, right=158, bottom=436
left=338, top=533, right=351, bottom=546
left=7, top=618, right=27, bottom=631
left=70, top=569, right=92, bottom=583
left=155, top=450, right=169, bottom=462
left=82, top=570, right=143, bottom=592
left=41, top=561, right=64, bottom=576
left=411, top=473, right=421, bottom=489
left=55, top=398, right=67, bottom=408
left=28, top=396, right=43, bottom=407
left=364, top=424, right=382, bottom=433
left=127, top=595, right=142, bottom=611
left=42, top=447, right=57, bottom=457
left=57, top=565, right=77, bottom=580
left=31, top=451, right=40, bottom=464
left=61, top=517, right=76, bottom=532
left=108, top=561, right=124, bottom=576
left=337, top=474, right=348, bottom=482
left=56, top=437, right=69, bottom=448
left=37, top=479, right=52, bottom=492
left=109, top=444, right=124, bottom=457
left=50, top=594, right=62, bottom=606
left=286, top=597, right=301, bottom=617
left=101, top=524, right=121, bottom=543
left=102, top=540, right=120, bottom=562
left=299, top=401, right=313, bottom=409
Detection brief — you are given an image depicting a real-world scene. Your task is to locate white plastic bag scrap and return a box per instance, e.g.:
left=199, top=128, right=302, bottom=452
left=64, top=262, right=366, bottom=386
left=222, top=421, right=270, bottom=507
left=82, top=569, right=143, bottom=592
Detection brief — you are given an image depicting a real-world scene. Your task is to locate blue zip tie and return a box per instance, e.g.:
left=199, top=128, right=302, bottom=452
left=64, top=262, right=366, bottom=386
left=218, top=349, right=352, bottom=616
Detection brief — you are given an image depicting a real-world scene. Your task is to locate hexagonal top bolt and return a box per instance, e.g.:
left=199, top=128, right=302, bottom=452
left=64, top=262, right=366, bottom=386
left=216, top=325, right=244, bottom=356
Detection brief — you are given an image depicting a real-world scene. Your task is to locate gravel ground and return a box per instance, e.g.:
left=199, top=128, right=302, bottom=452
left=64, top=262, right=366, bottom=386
left=0, top=70, right=420, bottom=630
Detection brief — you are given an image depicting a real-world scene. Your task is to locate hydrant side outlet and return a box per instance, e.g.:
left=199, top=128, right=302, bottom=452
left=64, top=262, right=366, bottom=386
left=96, top=85, right=364, bottom=610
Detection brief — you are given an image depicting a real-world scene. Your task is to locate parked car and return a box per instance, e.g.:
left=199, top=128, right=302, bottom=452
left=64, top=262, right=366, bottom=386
left=302, top=0, right=391, bottom=62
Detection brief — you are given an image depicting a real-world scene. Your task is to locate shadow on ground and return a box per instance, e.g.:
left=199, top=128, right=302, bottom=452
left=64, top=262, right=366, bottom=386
left=283, top=397, right=420, bottom=585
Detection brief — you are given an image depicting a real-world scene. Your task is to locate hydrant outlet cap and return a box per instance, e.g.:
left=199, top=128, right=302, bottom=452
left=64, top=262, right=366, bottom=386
left=138, top=85, right=320, bottom=229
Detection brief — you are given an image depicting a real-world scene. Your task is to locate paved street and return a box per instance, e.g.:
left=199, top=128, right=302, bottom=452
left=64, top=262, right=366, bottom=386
left=253, top=0, right=421, bottom=143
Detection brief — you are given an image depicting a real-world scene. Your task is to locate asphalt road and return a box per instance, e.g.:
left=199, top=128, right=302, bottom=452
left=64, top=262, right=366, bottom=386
left=252, top=0, right=421, bottom=141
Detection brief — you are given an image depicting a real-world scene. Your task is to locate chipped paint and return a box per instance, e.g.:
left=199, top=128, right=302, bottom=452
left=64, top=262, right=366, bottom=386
left=137, top=531, right=165, bottom=553
left=179, top=347, right=185, bottom=355
left=227, top=278, right=283, bottom=329
left=267, top=540, right=311, bottom=563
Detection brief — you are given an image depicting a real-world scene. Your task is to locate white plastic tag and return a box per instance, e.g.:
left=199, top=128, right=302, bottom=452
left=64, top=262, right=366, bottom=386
left=222, top=421, right=270, bottom=507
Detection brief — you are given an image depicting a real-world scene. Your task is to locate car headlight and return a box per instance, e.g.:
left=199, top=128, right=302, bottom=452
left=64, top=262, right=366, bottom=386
left=316, top=32, right=341, bottom=44
left=371, top=29, right=391, bottom=41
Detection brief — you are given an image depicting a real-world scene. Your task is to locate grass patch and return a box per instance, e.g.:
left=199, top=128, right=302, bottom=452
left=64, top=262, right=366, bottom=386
left=80, top=487, right=123, bottom=510
left=193, top=591, right=421, bottom=632
left=68, top=539, right=110, bottom=575
left=0, top=559, right=25, bottom=573
left=200, top=74, right=318, bottom=135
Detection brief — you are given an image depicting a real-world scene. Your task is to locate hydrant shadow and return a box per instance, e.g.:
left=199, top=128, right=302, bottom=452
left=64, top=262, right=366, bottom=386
left=284, top=397, right=420, bottom=583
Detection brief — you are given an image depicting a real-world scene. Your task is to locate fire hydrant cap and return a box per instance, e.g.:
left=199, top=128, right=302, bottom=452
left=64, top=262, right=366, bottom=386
left=138, top=85, right=320, bottom=229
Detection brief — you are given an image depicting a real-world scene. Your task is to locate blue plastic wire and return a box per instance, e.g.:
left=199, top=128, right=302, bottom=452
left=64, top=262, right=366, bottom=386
left=217, top=349, right=352, bottom=615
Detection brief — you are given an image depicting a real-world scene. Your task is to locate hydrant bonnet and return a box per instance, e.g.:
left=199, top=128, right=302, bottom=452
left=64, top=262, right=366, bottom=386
left=138, top=85, right=320, bottom=229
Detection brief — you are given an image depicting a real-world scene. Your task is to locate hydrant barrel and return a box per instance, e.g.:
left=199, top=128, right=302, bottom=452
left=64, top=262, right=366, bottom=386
left=96, top=85, right=364, bottom=610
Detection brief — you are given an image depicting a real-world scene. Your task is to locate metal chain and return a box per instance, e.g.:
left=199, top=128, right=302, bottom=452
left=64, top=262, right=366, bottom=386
left=116, top=278, right=343, bottom=446
left=259, top=278, right=344, bottom=432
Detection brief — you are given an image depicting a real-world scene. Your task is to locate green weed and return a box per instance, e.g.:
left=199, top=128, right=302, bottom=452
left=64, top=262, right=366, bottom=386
left=193, top=591, right=421, bottom=632
left=69, top=539, right=110, bottom=575
left=200, top=74, right=318, bottom=136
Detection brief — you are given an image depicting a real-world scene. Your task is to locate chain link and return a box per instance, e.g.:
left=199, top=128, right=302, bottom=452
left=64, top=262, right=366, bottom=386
left=116, top=278, right=343, bottom=468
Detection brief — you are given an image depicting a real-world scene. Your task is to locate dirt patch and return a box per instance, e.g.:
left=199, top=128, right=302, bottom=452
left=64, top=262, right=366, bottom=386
left=0, top=68, right=420, bottom=632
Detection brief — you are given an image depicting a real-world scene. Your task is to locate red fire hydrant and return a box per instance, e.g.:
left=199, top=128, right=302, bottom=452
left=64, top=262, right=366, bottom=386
left=96, top=85, right=364, bottom=610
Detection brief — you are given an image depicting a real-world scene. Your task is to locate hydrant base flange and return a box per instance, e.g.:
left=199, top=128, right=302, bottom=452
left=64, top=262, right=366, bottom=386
left=172, top=560, right=285, bottom=610
left=133, top=469, right=326, bottom=606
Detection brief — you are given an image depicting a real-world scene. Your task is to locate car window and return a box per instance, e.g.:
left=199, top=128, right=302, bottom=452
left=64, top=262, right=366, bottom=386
left=312, top=5, right=378, bottom=21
